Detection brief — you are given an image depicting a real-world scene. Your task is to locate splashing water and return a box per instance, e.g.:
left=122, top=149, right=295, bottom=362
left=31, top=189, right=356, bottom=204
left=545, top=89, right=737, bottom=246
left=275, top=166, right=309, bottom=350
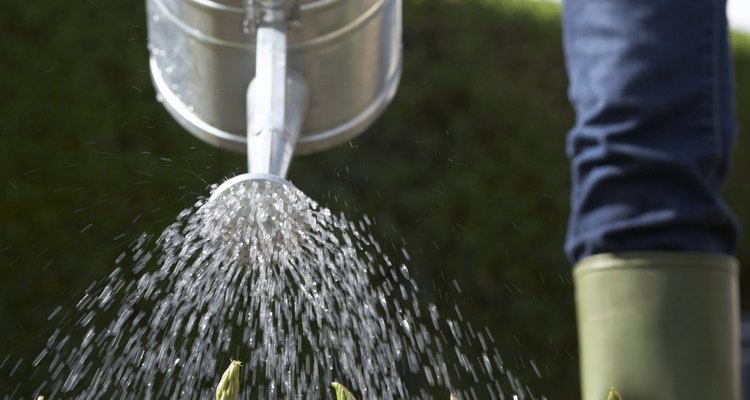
left=13, top=181, right=541, bottom=399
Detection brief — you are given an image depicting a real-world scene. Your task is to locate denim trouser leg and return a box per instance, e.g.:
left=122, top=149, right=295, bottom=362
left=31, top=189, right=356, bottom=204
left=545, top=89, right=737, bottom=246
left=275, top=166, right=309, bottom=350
left=562, top=0, right=740, bottom=264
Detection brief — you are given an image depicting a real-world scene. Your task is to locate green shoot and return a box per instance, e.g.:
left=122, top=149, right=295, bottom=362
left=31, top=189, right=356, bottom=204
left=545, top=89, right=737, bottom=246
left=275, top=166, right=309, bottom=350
left=216, top=360, right=242, bottom=400
left=607, top=387, right=622, bottom=400
left=331, top=382, right=356, bottom=400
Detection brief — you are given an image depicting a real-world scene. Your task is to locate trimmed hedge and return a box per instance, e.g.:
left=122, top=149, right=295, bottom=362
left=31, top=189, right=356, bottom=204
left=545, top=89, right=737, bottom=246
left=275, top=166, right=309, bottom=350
left=1, top=0, right=749, bottom=397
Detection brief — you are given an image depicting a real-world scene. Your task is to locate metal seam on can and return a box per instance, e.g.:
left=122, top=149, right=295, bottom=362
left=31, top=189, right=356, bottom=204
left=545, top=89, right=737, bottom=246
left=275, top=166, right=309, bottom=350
left=290, top=0, right=387, bottom=50
left=185, top=0, right=347, bottom=13
left=149, top=54, right=402, bottom=154
left=154, top=0, right=388, bottom=50
left=152, top=0, right=249, bottom=49
left=184, top=0, right=241, bottom=12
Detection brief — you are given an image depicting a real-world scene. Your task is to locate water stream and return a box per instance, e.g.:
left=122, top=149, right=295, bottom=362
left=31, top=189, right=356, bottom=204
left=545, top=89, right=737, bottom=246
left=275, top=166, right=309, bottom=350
left=7, top=181, right=541, bottom=399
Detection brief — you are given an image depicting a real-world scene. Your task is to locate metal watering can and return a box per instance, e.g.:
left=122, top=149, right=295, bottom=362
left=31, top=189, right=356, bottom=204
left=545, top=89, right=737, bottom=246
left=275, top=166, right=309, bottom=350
left=146, top=0, right=402, bottom=195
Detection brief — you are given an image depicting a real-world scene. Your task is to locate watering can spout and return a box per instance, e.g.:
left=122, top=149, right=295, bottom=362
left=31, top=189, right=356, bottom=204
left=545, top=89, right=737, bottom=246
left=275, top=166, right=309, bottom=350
left=211, top=1, right=308, bottom=200
left=245, top=3, right=309, bottom=180
left=246, top=66, right=309, bottom=179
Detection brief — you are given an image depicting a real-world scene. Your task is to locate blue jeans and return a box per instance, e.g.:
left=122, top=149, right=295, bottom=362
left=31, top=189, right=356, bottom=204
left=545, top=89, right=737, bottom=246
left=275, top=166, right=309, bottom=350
left=562, top=0, right=740, bottom=263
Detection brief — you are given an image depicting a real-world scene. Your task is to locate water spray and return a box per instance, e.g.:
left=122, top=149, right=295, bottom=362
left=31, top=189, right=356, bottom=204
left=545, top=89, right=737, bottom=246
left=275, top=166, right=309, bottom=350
left=146, top=0, right=402, bottom=197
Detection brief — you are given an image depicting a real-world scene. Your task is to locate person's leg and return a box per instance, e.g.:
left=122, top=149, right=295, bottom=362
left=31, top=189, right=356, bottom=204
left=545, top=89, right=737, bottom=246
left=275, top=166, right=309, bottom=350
left=574, top=251, right=739, bottom=400
left=562, top=0, right=741, bottom=398
left=563, top=0, right=740, bottom=264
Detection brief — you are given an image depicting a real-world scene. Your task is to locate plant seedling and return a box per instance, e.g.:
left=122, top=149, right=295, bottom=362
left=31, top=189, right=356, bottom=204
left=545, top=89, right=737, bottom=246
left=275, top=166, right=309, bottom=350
left=216, top=360, right=242, bottom=400
left=607, top=387, right=622, bottom=400
left=331, top=382, right=356, bottom=400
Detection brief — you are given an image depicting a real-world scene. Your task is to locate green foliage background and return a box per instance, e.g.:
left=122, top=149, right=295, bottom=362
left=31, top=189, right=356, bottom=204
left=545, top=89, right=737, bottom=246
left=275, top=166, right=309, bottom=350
left=1, top=0, right=749, bottom=397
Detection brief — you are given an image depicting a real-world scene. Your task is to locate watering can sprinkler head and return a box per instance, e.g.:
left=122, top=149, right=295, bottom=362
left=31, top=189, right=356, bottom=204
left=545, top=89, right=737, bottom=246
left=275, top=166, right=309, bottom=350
left=210, top=173, right=295, bottom=202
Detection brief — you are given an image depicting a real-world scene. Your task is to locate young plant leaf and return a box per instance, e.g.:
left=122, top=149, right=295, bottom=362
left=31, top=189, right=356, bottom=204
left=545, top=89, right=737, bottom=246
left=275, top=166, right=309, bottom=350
left=331, top=382, right=356, bottom=400
left=607, top=387, right=622, bottom=400
left=216, top=360, right=242, bottom=400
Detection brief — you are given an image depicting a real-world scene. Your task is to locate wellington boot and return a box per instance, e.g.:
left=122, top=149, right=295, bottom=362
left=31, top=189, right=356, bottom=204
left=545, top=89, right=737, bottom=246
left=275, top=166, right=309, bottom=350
left=574, top=252, right=740, bottom=400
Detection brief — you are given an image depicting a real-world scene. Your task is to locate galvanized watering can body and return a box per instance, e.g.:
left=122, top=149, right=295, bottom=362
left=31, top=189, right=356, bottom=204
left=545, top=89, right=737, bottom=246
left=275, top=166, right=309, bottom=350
left=147, top=0, right=402, bottom=154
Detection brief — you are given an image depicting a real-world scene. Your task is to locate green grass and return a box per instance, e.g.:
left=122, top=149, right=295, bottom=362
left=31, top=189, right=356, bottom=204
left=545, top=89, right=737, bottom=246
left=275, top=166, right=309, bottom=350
left=1, top=0, right=749, bottom=397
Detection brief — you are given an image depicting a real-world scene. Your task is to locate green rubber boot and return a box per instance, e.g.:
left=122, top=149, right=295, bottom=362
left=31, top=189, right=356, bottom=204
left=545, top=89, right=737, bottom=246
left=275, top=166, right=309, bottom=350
left=574, top=252, right=740, bottom=400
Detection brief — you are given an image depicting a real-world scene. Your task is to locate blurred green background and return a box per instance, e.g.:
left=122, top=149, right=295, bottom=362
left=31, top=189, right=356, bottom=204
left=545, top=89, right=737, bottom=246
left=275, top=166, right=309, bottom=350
left=1, top=0, right=749, bottom=397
